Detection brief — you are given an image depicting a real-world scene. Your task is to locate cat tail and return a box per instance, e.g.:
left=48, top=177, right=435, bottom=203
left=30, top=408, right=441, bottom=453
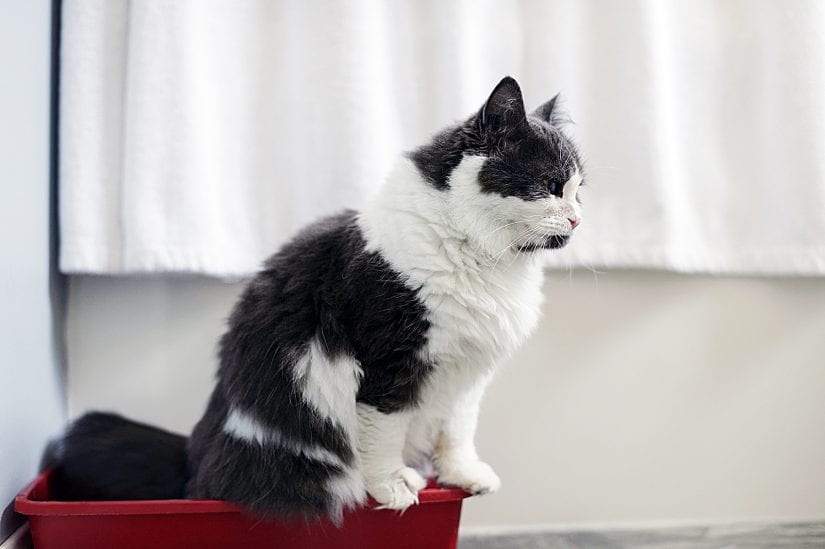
left=44, top=411, right=189, bottom=500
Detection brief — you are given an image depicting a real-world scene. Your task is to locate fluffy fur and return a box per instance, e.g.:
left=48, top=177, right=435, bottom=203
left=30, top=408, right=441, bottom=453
left=50, top=77, right=584, bottom=524
left=45, top=412, right=188, bottom=501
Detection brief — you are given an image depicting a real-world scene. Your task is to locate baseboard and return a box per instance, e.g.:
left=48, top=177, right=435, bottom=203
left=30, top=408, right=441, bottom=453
left=459, top=515, right=825, bottom=538
left=459, top=520, right=825, bottom=549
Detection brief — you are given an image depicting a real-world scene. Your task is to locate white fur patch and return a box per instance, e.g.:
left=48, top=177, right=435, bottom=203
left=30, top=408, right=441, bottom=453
left=437, top=458, right=501, bottom=495
left=359, top=157, right=546, bottom=369
left=223, top=406, right=344, bottom=466
left=561, top=168, right=583, bottom=225
left=357, top=405, right=413, bottom=478
left=357, top=404, right=426, bottom=510
left=325, top=462, right=367, bottom=524
left=357, top=155, right=562, bottom=502
left=292, top=339, right=362, bottom=431
left=290, top=339, right=365, bottom=516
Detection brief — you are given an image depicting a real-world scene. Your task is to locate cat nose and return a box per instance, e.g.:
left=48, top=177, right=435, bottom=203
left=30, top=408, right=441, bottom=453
left=568, top=217, right=580, bottom=229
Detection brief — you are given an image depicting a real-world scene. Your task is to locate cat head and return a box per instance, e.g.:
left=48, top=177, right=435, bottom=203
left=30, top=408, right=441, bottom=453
left=410, top=77, right=584, bottom=259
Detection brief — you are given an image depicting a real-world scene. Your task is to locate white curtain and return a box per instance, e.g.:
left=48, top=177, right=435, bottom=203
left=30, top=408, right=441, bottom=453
left=60, top=0, right=825, bottom=277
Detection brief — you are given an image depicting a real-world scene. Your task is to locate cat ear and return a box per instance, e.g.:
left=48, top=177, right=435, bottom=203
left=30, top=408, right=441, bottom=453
left=480, top=76, right=527, bottom=138
left=532, top=93, right=568, bottom=126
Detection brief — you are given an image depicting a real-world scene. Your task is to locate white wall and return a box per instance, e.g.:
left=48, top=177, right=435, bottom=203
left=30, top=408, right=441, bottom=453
left=0, top=0, right=66, bottom=542
left=66, top=270, right=825, bottom=531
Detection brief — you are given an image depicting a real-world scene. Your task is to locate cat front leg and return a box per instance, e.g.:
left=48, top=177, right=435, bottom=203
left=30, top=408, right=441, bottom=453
left=357, top=404, right=426, bottom=510
left=433, top=373, right=501, bottom=495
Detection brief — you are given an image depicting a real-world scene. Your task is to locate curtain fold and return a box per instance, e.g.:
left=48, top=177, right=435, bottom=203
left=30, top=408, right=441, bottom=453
left=60, top=0, right=825, bottom=277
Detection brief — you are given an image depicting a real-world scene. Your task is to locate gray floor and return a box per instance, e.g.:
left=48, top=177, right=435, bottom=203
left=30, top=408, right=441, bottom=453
left=459, top=522, right=825, bottom=549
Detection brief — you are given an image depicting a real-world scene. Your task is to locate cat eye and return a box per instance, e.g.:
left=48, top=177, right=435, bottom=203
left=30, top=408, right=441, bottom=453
left=542, top=179, right=558, bottom=194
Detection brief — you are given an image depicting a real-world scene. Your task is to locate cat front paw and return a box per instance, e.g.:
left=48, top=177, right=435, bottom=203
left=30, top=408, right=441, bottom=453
left=438, top=460, right=501, bottom=495
left=367, top=467, right=427, bottom=511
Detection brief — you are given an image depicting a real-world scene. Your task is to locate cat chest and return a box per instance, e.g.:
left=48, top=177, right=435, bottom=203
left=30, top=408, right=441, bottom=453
left=418, top=271, right=544, bottom=367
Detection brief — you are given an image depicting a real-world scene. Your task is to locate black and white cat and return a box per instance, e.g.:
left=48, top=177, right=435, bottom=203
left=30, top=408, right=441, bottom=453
left=51, top=77, right=583, bottom=523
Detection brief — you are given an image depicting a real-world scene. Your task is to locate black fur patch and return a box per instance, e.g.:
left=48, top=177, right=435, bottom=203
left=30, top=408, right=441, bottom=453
left=214, top=210, right=432, bottom=417
left=188, top=428, right=343, bottom=519
left=409, top=76, right=582, bottom=202
left=407, top=121, right=486, bottom=189
left=48, top=412, right=188, bottom=501
left=478, top=118, right=580, bottom=202
left=188, top=376, right=351, bottom=520
left=187, top=210, right=433, bottom=516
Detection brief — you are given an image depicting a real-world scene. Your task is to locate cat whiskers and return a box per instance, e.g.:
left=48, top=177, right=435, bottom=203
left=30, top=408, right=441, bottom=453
left=482, top=216, right=543, bottom=240
left=489, top=224, right=537, bottom=271
left=489, top=221, right=549, bottom=271
left=507, top=224, right=546, bottom=268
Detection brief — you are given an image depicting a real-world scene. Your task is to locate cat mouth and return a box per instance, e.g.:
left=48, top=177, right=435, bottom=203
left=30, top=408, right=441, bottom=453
left=517, top=234, right=570, bottom=252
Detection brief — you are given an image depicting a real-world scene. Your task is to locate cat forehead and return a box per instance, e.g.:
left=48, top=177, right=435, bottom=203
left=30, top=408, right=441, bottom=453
left=513, top=117, right=578, bottom=172
left=527, top=116, right=556, bottom=139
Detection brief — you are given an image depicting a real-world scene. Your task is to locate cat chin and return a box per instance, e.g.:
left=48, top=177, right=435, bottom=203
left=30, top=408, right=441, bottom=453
left=518, top=234, right=570, bottom=252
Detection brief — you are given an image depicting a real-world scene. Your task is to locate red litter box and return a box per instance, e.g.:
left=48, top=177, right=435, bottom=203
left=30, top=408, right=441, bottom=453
left=16, top=470, right=470, bottom=549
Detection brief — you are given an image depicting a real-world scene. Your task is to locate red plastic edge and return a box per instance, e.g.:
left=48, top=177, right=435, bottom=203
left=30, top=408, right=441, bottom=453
left=16, top=471, right=470, bottom=517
